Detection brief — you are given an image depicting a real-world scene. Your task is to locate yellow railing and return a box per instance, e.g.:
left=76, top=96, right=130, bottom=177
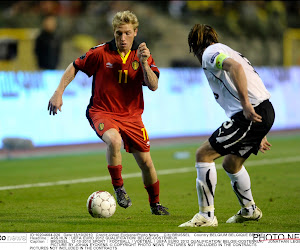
left=0, top=28, right=39, bottom=71
left=283, top=28, right=300, bottom=66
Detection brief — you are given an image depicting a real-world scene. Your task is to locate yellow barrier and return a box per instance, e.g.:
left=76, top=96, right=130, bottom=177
left=0, top=28, right=39, bottom=71
left=283, top=28, right=300, bottom=66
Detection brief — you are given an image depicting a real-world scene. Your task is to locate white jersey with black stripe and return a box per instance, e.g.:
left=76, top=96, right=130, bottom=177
left=202, top=43, right=271, bottom=118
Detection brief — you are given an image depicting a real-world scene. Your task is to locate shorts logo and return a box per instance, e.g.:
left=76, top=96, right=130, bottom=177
left=132, top=60, right=139, bottom=70
left=98, top=123, right=104, bottom=131
left=239, top=146, right=252, bottom=156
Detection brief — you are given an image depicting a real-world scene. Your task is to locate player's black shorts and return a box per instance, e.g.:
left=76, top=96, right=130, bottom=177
left=209, top=100, right=275, bottom=159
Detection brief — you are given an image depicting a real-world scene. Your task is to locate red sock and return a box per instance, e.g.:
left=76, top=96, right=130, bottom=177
left=107, top=165, right=123, bottom=188
left=145, top=180, right=160, bottom=205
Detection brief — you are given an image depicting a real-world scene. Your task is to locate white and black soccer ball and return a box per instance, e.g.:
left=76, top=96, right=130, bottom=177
left=87, top=191, right=116, bottom=218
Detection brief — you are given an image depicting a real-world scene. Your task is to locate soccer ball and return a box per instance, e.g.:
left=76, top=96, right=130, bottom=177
left=87, top=191, right=116, bottom=218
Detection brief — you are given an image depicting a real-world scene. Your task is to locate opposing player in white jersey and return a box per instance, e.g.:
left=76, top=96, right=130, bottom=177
left=179, top=24, right=275, bottom=227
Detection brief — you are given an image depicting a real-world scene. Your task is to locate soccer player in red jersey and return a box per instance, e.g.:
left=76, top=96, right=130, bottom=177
left=48, top=11, right=169, bottom=215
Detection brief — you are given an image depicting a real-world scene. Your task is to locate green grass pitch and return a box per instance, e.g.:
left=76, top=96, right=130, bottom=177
left=0, top=132, right=299, bottom=232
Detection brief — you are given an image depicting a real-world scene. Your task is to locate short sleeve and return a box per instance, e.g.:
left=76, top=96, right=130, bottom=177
left=148, top=56, right=160, bottom=78
left=202, top=46, right=230, bottom=71
left=73, top=47, right=102, bottom=77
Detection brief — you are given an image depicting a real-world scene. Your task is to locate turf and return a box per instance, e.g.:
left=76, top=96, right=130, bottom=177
left=0, top=132, right=300, bottom=232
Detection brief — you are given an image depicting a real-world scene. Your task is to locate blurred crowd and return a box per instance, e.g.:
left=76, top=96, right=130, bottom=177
left=1, top=1, right=298, bottom=34
left=168, top=1, right=299, bottom=36
left=0, top=1, right=299, bottom=68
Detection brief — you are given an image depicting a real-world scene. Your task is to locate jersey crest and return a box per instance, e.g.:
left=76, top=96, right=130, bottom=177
left=98, top=123, right=104, bottom=131
left=132, top=60, right=139, bottom=71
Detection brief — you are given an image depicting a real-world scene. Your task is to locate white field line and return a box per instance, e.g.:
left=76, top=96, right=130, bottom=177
left=0, top=156, right=300, bottom=191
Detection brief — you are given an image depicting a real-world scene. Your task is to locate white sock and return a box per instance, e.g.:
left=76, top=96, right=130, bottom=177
left=195, top=162, right=217, bottom=220
left=226, top=166, right=256, bottom=215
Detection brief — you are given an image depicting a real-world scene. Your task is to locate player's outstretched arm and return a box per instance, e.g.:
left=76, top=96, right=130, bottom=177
left=137, top=42, right=158, bottom=91
left=48, top=63, right=78, bottom=116
left=222, top=58, right=262, bottom=123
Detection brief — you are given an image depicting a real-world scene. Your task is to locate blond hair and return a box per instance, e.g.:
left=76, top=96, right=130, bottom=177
left=188, top=24, right=219, bottom=57
left=112, top=10, right=139, bottom=31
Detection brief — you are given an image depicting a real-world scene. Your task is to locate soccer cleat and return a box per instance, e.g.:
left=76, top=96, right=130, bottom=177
left=150, top=203, right=170, bottom=215
left=178, top=213, right=218, bottom=227
left=114, top=186, right=132, bottom=209
left=226, top=207, right=262, bottom=223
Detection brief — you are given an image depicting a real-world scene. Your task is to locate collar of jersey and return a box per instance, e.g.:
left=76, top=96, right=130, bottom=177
left=117, top=49, right=131, bottom=64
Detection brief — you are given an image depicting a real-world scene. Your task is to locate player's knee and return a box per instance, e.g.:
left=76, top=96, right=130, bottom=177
left=106, top=135, right=122, bottom=152
left=196, top=140, right=220, bottom=162
left=222, top=155, right=244, bottom=174
left=196, top=144, right=212, bottom=162
left=137, top=156, right=154, bottom=172
left=141, top=158, right=154, bottom=170
left=222, top=161, right=231, bottom=172
left=196, top=147, right=206, bottom=162
left=222, top=160, right=239, bottom=174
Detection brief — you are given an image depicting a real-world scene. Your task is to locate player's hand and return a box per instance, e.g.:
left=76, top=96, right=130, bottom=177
left=48, top=91, right=63, bottom=116
left=259, top=136, right=272, bottom=153
left=137, top=42, right=150, bottom=63
left=243, top=103, right=262, bottom=123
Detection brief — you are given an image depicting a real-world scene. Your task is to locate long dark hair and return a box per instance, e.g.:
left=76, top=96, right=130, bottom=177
left=188, top=24, right=219, bottom=61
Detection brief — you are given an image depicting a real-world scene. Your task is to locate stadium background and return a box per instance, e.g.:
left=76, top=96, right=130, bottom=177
left=1, top=0, right=300, bottom=154
left=0, top=0, right=300, bottom=235
left=0, top=1, right=299, bottom=70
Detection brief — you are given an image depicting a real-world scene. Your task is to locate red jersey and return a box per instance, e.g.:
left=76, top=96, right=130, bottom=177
left=73, top=39, right=160, bottom=120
